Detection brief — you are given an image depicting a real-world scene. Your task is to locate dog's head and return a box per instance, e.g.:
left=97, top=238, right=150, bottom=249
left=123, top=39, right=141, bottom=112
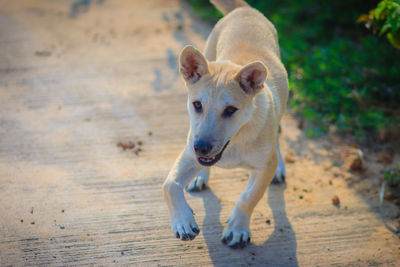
left=179, top=46, right=268, bottom=166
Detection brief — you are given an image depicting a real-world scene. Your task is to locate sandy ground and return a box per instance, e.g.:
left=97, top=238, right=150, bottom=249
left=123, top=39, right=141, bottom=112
left=0, top=0, right=399, bottom=266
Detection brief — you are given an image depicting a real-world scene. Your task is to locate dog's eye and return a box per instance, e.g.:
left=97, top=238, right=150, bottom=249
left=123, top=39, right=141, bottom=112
left=222, top=106, right=238, bottom=118
left=193, top=101, right=202, bottom=113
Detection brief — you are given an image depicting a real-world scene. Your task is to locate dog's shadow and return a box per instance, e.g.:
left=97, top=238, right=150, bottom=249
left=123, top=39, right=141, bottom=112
left=193, top=184, right=298, bottom=266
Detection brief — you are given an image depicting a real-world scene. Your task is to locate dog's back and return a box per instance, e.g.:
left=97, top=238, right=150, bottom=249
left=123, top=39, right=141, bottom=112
left=210, top=0, right=248, bottom=15
left=208, top=0, right=288, bottom=120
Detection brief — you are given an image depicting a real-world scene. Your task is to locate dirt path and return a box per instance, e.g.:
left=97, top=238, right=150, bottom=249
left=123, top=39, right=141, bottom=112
left=0, top=0, right=399, bottom=266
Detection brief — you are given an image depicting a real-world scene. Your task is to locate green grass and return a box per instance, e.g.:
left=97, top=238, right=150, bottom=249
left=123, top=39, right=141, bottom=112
left=385, top=167, right=400, bottom=187
left=188, top=0, right=400, bottom=141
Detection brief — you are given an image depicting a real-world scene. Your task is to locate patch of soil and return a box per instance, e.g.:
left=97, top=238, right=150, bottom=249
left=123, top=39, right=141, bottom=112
left=332, top=195, right=340, bottom=206
left=117, top=140, right=144, bottom=156
left=117, top=141, right=136, bottom=150
left=35, top=50, right=51, bottom=56
left=285, top=151, right=296, bottom=163
left=287, top=113, right=400, bottom=225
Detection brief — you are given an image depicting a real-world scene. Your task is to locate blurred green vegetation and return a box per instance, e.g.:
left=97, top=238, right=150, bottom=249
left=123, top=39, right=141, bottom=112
left=358, top=0, right=400, bottom=49
left=188, top=0, right=400, bottom=141
left=385, top=167, right=400, bottom=187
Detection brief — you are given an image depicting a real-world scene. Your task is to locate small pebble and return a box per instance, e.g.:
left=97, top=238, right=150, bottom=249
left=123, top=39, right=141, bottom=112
left=284, top=152, right=296, bottom=163
left=332, top=195, right=340, bottom=206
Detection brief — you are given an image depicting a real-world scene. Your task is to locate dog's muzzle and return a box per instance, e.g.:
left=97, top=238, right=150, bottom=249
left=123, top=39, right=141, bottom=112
left=197, top=141, right=230, bottom=166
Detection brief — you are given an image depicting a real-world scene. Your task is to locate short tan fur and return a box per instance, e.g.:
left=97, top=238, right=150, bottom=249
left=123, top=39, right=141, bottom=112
left=163, top=0, right=289, bottom=248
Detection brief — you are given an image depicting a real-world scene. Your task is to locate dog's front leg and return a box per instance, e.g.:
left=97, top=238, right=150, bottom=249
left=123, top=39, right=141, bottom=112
left=163, top=148, right=203, bottom=241
left=222, top=154, right=278, bottom=248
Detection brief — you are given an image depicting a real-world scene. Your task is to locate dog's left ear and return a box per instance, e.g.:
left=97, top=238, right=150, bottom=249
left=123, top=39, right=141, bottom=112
left=235, top=61, right=267, bottom=95
left=179, top=45, right=209, bottom=84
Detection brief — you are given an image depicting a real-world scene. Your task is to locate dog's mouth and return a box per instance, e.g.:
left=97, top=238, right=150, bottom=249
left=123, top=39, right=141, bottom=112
left=197, top=141, right=230, bottom=166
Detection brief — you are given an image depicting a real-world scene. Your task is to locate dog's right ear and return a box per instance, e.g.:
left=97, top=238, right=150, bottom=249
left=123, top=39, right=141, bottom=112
left=179, top=45, right=209, bottom=84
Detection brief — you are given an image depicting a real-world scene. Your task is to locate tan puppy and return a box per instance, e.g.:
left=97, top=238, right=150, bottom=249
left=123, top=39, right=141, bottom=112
left=163, top=0, right=289, bottom=248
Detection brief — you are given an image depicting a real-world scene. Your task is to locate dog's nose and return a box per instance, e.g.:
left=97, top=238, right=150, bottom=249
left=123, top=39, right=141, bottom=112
left=194, top=140, right=213, bottom=156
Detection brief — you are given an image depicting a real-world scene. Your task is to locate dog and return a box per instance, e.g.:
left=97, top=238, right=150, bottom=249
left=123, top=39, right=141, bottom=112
left=162, top=0, right=289, bottom=248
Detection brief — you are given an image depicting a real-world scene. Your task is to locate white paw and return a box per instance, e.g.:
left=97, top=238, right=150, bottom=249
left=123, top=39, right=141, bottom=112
left=170, top=206, right=200, bottom=241
left=221, top=210, right=251, bottom=248
left=186, top=169, right=209, bottom=192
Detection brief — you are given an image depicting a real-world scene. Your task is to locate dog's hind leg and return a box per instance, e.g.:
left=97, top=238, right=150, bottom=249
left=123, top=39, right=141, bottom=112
left=186, top=168, right=210, bottom=192
left=271, top=126, right=285, bottom=184
left=271, top=140, right=285, bottom=184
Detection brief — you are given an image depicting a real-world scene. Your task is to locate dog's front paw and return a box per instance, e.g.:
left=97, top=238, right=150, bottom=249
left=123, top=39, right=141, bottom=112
left=186, top=169, right=209, bottom=192
left=170, top=208, right=200, bottom=241
left=221, top=210, right=251, bottom=248
left=222, top=228, right=251, bottom=248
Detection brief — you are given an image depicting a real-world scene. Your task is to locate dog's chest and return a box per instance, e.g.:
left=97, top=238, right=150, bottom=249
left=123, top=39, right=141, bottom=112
left=216, top=142, right=270, bottom=170
left=215, top=146, right=243, bottom=169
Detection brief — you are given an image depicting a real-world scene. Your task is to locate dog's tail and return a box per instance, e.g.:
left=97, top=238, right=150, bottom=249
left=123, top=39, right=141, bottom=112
left=210, top=0, right=248, bottom=15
